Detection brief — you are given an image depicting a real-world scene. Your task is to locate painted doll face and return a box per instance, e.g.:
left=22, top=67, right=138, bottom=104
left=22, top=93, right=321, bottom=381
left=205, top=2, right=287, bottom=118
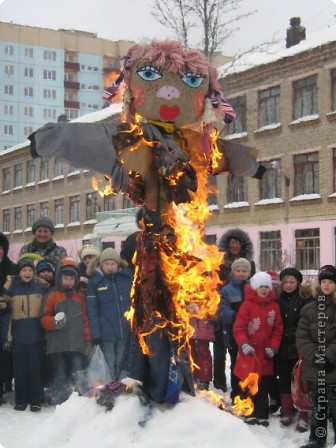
left=129, top=63, right=210, bottom=128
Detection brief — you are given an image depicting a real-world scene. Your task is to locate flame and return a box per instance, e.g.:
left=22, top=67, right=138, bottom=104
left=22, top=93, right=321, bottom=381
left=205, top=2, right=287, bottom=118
left=197, top=389, right=226, bottom=410
left=91, top=175, right=116, bottom=197
left=208, top=127, right=222, bottom=170
left=232, top=372, right=259, bottom=416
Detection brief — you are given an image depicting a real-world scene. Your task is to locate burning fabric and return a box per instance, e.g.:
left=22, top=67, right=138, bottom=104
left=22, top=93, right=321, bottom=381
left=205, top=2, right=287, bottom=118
left=28, top=40, right=266, bottom=405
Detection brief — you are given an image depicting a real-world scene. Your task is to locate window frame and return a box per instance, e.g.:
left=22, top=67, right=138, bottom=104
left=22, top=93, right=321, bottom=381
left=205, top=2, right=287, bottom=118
left=294, top=152, right=319, bottom=196
left=295, top=228, right=320, bottom=270
left=293, top=75, right=318, bottom=120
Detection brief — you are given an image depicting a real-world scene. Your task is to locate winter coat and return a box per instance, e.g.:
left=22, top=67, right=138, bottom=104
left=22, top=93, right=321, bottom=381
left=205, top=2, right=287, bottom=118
left=86, top=267, right=133, bottom=342
left=218, top=276, right=247, bottom=349
left=41, top=289, right=91, bottom=355
left=19, top=239, right=67, bottom=269
left=4, top=276, right=48, bottom=344
left=0, top=233, right=16, bottom=294
left=190, top=317, right=215, bottom=341
left=296, top=288, right=336, bottom=384
left=217, top=228, right=256, bottom=285
left=276, top=286, right=312, bottom=360
left=233, top=284, right=283, bottom=379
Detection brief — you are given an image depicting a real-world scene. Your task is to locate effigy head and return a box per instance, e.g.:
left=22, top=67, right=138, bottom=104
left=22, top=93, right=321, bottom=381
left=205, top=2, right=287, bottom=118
left=123, top=40, right=220, bottom=128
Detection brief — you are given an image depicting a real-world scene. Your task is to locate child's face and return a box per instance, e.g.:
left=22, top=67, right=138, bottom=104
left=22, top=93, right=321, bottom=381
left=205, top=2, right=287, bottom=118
left=19, top=267, right=35, bottom=282
left=61, top=275, right=76, bottom=289
left=82, top=254, right=95, bottom=266
left=255, top=285, right=271, bottom=298
left=38, top=269, right=54, bottom=282
left=232, top=266, right=250, bottom=281
left=320, top=279, right=336, bottom=295
left=282, top=275, right=299, bottom=294
left=101, top=260, right=119, bottom=274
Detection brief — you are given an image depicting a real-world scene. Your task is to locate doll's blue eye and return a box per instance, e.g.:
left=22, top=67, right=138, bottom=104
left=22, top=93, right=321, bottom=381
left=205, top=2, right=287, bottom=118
left=137, top=65, right=163, bottom=81
left=181, top=73, right=205, bottom=88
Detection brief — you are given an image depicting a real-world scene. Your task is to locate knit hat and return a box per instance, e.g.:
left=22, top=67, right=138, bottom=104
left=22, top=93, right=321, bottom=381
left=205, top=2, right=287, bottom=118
left=100, top=248, right=121, bottom=265
left=32, top=217, right=55, bottom=235
left=318, top=265, right=336, bottom=284
left=36, top=260, right=56, bottom=275
left=18, top=259, right=36, bottom=272
left=59, top=265, right=79, bottom=278
left=78, top=245, right=100, bottom=261
left=231, top=257, right=251, bottom=273
left=280, top=268, right=303, bottom=284
left=250, top=272, right=273, bottom=290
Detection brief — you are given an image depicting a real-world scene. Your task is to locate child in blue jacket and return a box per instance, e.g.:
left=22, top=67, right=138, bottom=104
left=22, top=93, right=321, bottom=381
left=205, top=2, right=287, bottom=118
left=86, top=248, right=133, bottom=380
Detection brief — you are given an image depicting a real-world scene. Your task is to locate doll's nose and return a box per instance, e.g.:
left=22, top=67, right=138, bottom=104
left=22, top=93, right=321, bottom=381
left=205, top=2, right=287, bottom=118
left=156, top=85, right=180, bottom=100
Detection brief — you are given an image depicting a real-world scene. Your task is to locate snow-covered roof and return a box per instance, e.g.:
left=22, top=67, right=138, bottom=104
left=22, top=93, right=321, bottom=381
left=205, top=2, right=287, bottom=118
left=0, top=103, right=123, bottom=156
left=219, top=24, right=336, bottom=77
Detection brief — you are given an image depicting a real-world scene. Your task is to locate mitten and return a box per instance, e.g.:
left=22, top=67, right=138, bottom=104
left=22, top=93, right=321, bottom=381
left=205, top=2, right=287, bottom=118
left=2, top=341, right=12, bottom=352
left=54, top=312, right=67, bottom=329
left=241, top=343, right=255, bottom=356
left=265, top=347, right=276, bottom=359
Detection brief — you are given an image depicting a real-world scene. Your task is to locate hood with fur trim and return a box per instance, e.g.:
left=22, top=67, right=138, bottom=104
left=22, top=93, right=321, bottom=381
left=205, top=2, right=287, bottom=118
left=218, top=228, right=254, bottom=263
left=0, top=233, right=9, bottom=256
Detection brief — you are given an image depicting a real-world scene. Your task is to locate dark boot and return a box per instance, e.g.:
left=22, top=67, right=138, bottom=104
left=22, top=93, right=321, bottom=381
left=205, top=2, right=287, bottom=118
left=296, top=410, right=309, bottom=432
left=280, top=393, right=293, bottom=426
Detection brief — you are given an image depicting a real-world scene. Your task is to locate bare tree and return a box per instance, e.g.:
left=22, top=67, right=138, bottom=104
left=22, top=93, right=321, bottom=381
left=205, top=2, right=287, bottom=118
left=151, top=0, right=256, bottom=59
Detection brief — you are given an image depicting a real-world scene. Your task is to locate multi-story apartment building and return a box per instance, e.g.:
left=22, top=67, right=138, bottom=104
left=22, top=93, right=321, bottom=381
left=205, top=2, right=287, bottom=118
left=0, top=21, right=133, bottom=150
left=206, top=25, right=336, bottom=272
left=1, top=24, right=336, bottom=273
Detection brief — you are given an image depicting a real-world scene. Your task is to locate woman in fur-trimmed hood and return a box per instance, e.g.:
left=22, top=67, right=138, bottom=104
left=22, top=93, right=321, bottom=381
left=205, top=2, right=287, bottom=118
left=0, top=233, right=15, bottom=294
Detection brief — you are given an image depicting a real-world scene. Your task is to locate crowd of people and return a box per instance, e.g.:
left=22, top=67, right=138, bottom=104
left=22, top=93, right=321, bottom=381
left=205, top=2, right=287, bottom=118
left=1, top=219, right=336, bottom=448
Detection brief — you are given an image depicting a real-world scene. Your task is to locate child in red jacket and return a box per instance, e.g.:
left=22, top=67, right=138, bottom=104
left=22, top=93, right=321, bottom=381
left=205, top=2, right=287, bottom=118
left=233, top=272, right=283, bottom=427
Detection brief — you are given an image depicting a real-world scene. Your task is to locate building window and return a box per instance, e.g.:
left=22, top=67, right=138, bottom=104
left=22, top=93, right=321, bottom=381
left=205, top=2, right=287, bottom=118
left=295, top=228, right=320, bottom=270
left=259, top=231, right=282, bottom=271
left=3, top=210, right=10, bottom=233
left=332, top=69, right=336, bottom=112
left=207, top=175, right=218, bottom=206
left=24, top=86, right=33, bottom=97
left=4, top=85, right=14, bottom=95
left=2, top=167, right=11, bottom=191
left=4, top=65, right=14, bottom=76
left=333, top=149, right=336, bottom=193
left=227, top=176, right=248, bottom=203
left=26, top=160, right=35, bottom=183
left=40, top=159, right=49, bottom=180
left=227, top=95, right=246, bottom=135
left=24, top=47, right=34, bottom=58
left=258, top=85, right=281, bottom=127
left=64, top=73, right=74, bottom=82
left=43, top=50, right=56, bottom=61
left=86, top=193, right=99, bottom=220
left=14, top=207, right=22, bottom=231
left=70, top=196, right=80, bottom=222
left=81, top=103, right=99, bottom=110
left=54, top=159, right=63, bottom=177
left=4, top=125, right=13, bottom=136
left=64, top=108, right=79, bottom=120
left=24, top=106, right=33, bottom=117
left=5, top=45, right=14, bottom=56
left=104, top=195, right=115, bottom=211
left=259, top=160, right=282, bottom=199
left=43, top=69, right=56, bottom=80
left=54, top=199, right=64, bottom=225
left=40, top=202, right=49, bottom=217
left=14, top=163, right=23, bottom=188
left=43, top=89, right=56, bottom=99
left=27, top=204, right=35, bottom=228
left=293, top=75, right=318, bottom=120
left=24, top=67, right=34, bottom=78
left=24, top=126, right=33, bottom=137
left=43, top=109, right=57, bottom=120
left=64, top=92, right=74, bottom=101
left=294, top=152, right=319, bottom=196
left=4, top=104, right=14, bottom=115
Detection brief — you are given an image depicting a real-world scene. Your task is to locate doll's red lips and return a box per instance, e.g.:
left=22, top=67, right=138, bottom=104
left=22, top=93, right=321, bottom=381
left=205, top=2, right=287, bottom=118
left=160, top=105, right=180, bottom=121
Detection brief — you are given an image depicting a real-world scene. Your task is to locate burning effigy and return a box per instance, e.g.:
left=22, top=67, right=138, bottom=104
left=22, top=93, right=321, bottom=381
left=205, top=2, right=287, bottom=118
left=29, top=40, right=265, bottom=406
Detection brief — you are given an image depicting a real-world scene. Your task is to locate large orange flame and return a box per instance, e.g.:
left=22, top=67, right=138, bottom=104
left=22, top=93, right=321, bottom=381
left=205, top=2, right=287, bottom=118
left=232, top=372, right=259, bottom=416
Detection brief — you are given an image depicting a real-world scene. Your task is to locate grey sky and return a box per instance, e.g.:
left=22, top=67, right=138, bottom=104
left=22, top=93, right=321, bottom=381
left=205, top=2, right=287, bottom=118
left=0, top=0, right=336, bottom=55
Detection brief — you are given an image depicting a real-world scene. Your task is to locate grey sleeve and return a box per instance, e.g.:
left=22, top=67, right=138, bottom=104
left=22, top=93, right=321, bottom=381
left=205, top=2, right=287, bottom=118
left=219, top=140, right=266, bottom=179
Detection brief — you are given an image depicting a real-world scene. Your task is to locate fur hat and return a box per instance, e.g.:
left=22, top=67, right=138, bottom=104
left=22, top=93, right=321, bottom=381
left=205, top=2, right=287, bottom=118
left=0, top=233, right=9, bottom=256
left=32, top=217, right=55, bottom=235
left=250, top=272, right=273, bottom=290
left=78, top=245, right=100, bottom=261
left=231, top=258, right=251, bottom=273
left=18, top=259, right=35, bottom=272
left=318, top=265, right=336, bottom=284
left=100, top=248, right=121, bottom=265
left=280, top=268, right=303, bottom=284
left=36, top=260, right=56, bottom=275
